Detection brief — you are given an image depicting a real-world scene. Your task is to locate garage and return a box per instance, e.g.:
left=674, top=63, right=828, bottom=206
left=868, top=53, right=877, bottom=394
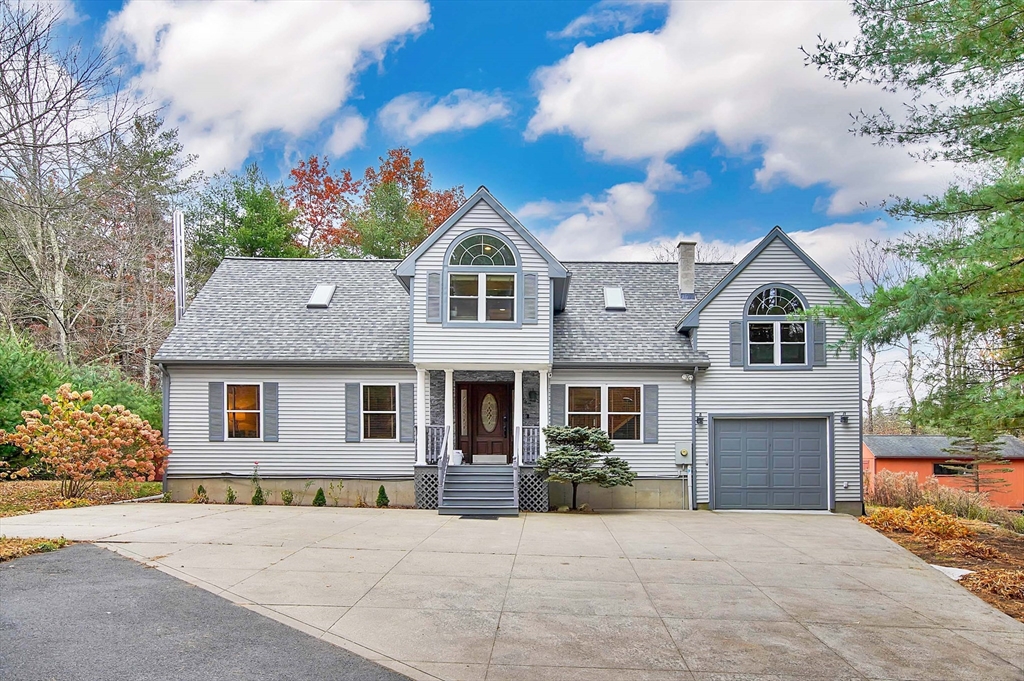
left=713, top=418, right=829, bottom=510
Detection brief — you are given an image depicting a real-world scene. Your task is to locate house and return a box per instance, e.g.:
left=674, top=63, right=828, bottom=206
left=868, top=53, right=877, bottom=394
left=155, top=186, right=862, bottom=515
left=864, top=435, right=1024, bottom=509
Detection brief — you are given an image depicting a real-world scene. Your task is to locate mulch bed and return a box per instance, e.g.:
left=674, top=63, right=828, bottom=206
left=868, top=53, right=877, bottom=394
left=0, top=480, right=162, bottom=518
left=878, top=521, right=1024, bottom=622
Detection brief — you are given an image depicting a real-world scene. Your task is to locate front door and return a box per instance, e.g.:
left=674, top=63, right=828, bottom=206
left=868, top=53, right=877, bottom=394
left=456, top=383, right=512, bottom=463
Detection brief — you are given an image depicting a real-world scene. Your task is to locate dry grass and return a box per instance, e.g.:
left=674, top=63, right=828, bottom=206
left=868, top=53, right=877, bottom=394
left=0, top=535, right=69, bottom=562
left=0, top=480, right=162, bottom=518
left=861, top=505, right=973, bottom=539
left=935, top=538, right=1009, bottom=560
left=961, top=569, right=1024, bottom=601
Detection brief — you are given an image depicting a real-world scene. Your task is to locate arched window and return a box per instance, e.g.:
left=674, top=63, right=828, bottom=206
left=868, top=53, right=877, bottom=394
left=449, top=234, right=516, bottom=266
left=746, top=286, right=807, bottom=366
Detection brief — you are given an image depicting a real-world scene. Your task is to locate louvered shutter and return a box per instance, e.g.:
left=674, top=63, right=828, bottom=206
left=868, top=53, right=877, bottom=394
left=399, top=383, right=415, bottom=443
left=550, top=384, right=566, bottom=426
left=729, top=321, right=744, bottom=367
left=524, top=272, right=538, bottom=324
left=345, top=383, right=361, bottom=442
left=263, top=382, right=279, bottom=442
left=426, top=272, right=442, bottom=323
left=812, top=320, right=827, bottom=367
left=208, top=382, right=224, bottom=441
left=643, top=384, right=658, bottom=444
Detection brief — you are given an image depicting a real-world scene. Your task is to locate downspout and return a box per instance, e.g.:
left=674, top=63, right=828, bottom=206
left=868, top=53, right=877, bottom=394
left=159, top=363, right=170, bottom=495
left=690, top=368, right=698, bottom=510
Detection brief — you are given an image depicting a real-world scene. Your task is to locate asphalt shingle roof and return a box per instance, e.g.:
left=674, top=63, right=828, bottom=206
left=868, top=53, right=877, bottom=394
left=865, top=435, right=1024, bottom=459
left=552, top=261, right=734, bottom=365
left=156, top=258, right=735, bottom=366
left=155, top=258, right=409, bottom=364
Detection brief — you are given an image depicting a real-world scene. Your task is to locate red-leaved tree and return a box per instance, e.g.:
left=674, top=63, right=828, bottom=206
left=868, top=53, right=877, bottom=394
left=287, top=154, right=360, bottom=255
left=0, top=384, right=170, bottom=498
left=362, top=147, right=465, bottom=231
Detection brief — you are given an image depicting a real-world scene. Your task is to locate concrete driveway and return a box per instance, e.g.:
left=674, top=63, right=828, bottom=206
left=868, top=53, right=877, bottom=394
left=2, top=505, right=1022, bottom=681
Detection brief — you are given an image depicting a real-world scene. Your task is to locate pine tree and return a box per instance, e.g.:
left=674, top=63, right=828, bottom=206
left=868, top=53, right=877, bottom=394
left=376, top=485, right=390, bottom=508
left=312, top=487, right=326, bottom=507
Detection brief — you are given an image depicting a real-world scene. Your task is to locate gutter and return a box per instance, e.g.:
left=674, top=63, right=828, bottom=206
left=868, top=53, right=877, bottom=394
left=690, top=368, right=698, bottom=510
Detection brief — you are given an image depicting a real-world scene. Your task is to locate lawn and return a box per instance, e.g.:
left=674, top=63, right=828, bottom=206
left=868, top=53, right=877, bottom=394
left=0, top=480, right=163, bottom=518
left=0, top=536, right=69, bottom=562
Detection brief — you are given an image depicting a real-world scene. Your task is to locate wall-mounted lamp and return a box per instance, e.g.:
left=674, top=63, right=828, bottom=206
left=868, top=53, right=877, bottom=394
left=696, top=412, right=705, bottom=425
left=528, top=390, right=538, bottom=401
left=839, top=411, right=849, bottom=424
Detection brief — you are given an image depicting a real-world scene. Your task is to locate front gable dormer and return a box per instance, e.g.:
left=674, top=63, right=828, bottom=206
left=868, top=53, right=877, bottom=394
left=398, top=187, right=567, bottom=366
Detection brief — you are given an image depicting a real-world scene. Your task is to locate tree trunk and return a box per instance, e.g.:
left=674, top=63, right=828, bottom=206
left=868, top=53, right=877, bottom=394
left=572, top=482, right=578, bottom=510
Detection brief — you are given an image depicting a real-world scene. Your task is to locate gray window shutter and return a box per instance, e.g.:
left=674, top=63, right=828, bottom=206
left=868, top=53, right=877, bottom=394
left=524, top=272, right=538, bottom=324
left=263, top=382, right=279, bottom=442
left=345, top=382, right=360, bottom=442
left=208, top=382, right=224, bottom=442
left=643, top=384, right=658, bottom=444
left=399, top=382, right=415, bottom=443
left=813, top=320, right=827, bottom=366
left=550, top=383, right=566, bottom=426
left=426, top=272, right=441, bottom=323
left=729, top=321, right=743, bottom=367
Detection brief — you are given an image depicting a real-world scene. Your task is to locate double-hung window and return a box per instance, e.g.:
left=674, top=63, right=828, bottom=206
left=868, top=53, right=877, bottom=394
left=567, top=385, right=641, bottom=441
left=747, top=286, right=806, bottom=366
left=227, top=384, right=261, bottom=439
left=363, top=385, right=397, bottom=440
left=447, top=233, right=517, bottom=323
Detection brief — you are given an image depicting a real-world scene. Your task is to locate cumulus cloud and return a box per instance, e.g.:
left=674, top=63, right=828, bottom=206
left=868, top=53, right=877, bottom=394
left=107, top=0, right=429, bottom=171
left=378, top=89, right=511, bottom=143
left=528, top=1, right=953, bottom=215
left=326, top=114, right=368, bottom=157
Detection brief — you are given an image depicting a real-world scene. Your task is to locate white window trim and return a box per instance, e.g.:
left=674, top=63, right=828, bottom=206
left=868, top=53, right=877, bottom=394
left=447, top=272, right=517, bottom=323
left=566, top=384, right=643, bottom=443
left=747, top=320, right=807, bottom=367
left=225, top=382, right=263, bottom=441
left=361, top=382, right=399, bottom=442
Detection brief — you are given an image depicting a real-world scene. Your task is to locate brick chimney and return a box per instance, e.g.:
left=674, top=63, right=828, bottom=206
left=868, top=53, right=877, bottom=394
left=677, top=241, right=695, bottom=300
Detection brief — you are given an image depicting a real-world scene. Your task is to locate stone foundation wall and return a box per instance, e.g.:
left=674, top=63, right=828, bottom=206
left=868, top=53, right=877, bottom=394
left=166, top=477, right=416, bottom=507
left=548, top=479, right=690, bottom=510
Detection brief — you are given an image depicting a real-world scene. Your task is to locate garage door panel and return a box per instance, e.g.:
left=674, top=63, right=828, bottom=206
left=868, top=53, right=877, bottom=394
left=714, top=418, right=828, bottom=510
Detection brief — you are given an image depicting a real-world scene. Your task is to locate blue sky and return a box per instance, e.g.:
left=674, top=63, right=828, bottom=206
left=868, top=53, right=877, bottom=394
left=69, top=0, right=952, bottom=282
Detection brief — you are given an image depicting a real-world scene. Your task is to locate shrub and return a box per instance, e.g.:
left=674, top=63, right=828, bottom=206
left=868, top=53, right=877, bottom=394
left=327, top=480, right=343, bottom=506
left=935, top=539, right=1008, bottom=560
left=861, top=505, right=972, bottom=539
left=868, top=470, right=1024, bottom=533
left=312, top=487, right=326, bottom=507
left=376, top=485, right=389, bottom=508
left=536, top=426, right=636, bottom=510
left=0, top=384, right=169, bottom=498
left=961, top=569, right=1024, bottom=600
left=190, top=484, right=209, bottom=504
left=250, top=463, right=265, bottom=505
left=225, top=486, right=236, bottom=504
left=281, top=489, right=294, bottom=506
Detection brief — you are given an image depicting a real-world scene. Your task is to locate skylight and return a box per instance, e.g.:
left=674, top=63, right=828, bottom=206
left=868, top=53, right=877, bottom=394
left=604, top=286, right=626, bottom=311
left=307, top=284, right=336, bottom=309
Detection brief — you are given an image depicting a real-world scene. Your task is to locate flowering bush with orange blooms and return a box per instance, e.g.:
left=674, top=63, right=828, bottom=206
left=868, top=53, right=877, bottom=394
left=0, top=384, right=169, bottom=499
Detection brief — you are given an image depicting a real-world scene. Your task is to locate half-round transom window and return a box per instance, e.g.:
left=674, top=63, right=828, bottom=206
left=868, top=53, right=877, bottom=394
left=748, top=287, right=803, bottom=316
left=450, top=234, right=516, bottom=266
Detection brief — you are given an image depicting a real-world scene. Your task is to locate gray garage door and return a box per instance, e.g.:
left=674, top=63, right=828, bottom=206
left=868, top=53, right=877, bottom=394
left=713, top=418, right=828, bottom=510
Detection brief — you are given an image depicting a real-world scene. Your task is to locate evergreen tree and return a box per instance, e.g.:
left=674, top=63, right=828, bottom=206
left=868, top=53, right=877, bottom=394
left=536, top=426, right=636, bottom=510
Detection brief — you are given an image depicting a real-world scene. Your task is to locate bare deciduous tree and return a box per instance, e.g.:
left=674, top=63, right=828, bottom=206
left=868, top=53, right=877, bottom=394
left=649, top=240, right=737, bottom=263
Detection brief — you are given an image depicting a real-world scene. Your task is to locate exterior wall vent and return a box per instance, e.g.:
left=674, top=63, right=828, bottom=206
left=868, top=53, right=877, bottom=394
left=307, top=284, right=336, bottom=309
left=603, top=286, right=626, bottom=311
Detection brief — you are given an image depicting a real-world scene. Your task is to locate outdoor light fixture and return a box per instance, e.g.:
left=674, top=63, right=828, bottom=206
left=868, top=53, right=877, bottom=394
left=696, top=412, right=705, bottom=425
left=839, top=411, right=849, bottom=424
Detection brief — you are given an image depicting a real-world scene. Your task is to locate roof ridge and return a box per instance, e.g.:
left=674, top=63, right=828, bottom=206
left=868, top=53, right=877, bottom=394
left=222, top=256, right=402, bottom=263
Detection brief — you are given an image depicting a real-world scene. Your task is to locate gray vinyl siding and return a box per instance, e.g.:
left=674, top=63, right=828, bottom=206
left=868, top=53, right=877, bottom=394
left=166, top=366, right=416, bottom=478
left=692, top=238, right=861, bottom=505
left=413, top=201, right=552, bottom=364
left=551, top=368, right=692, bottom=478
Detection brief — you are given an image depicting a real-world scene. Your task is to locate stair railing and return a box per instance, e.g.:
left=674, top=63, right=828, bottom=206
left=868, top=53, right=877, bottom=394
left=513, top=425, right=521, bottom=511
left=436, top=425, right=451, bottom=508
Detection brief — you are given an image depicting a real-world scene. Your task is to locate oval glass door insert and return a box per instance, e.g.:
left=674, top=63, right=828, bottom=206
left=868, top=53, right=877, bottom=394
left=481, top=393, right=498, bottom=432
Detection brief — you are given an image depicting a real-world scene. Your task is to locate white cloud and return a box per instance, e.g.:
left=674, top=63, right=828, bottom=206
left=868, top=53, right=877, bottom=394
left=528, top=1, right=953, bottom=215
left=107, top=0, right=429, bottom=171
left=326, top=114, right=368, bottom=157
left=550, top=1, right=667, bottom=39
left=378, top=89, right=511, bottom=143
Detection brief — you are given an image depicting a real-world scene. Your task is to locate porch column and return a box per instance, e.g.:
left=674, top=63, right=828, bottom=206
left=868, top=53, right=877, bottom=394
left=539, top=368, right=549, bottom=456
left=514, top=369, right=523, bottom=464
left=415, top=368, right=426, bottom=465
left=444, top=369, right=454, bottom=462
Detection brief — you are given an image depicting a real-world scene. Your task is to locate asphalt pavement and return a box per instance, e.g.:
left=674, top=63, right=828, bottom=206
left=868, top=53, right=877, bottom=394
left=0, top=543, right=410, bottom=681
